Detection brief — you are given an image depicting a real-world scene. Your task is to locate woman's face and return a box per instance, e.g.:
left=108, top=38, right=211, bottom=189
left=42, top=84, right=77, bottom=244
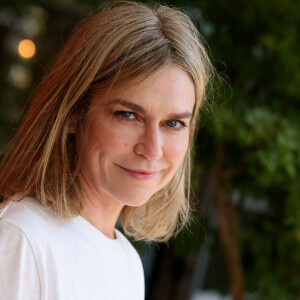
left=79, top=65, right=195, bottom=208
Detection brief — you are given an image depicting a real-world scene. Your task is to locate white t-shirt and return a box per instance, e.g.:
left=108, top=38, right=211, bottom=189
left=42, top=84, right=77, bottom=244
left=0, top=198, right=144, bottom=300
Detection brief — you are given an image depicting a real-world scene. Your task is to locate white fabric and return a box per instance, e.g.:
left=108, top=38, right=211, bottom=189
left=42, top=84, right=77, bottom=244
left=0, top=198, right=144, bottom=300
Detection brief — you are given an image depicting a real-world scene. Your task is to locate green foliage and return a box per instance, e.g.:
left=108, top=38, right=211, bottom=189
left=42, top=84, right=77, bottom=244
left=181, top=0, right=300, bottom=297
left=243, top=225, right=300, bottom=299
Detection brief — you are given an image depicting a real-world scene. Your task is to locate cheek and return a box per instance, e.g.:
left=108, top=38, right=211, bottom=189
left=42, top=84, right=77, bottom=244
left=95, top=126, right=139, bottom=151
left=164, top=136, right=189, bottom=167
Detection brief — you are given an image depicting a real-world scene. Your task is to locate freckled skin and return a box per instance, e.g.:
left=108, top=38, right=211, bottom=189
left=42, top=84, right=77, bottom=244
left=79, top=65, right=195, bottom=214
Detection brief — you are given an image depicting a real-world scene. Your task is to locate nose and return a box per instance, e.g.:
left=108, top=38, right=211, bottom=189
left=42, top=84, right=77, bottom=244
left=134, top=124, right=163, bottom=160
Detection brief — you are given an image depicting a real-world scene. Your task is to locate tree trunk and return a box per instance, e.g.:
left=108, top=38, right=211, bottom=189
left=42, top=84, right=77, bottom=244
left=213, top=144, right=245, bottom=300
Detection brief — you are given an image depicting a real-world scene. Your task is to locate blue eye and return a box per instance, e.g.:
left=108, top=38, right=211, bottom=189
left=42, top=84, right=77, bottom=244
left=116, top=111, right=135, bottom=120
left=166, top=120, right=187, bottom=130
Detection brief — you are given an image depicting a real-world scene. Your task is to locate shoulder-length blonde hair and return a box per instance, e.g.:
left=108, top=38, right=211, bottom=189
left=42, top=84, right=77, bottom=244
left=0, top=1, right=213, bottom=242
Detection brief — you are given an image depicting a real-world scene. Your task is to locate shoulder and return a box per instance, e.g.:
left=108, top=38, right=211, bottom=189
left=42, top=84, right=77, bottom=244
left=115, top=229, right=139, bottom=255
left=0, top=200, right=44, bottom=299
left=115, top=229, right=144, bottom=269
left=0, top=197, right=61, bottom=240
left=115, top=229, right=145, bottom=294
left=0, top=219, right=41, bottom=299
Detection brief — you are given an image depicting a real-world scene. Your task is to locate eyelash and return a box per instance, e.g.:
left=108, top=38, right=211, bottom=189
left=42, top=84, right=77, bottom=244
left=114, top=111, right=187, bottom=130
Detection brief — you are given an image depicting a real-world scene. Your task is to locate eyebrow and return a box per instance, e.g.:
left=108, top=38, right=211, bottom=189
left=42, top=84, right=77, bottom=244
left=110, top=99, right=146, bottom=114
left=109, top=99, right=193, bottom=119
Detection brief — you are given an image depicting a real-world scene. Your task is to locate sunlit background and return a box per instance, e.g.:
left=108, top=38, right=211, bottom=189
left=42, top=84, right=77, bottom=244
left=1, top=1, right=300, bottom=299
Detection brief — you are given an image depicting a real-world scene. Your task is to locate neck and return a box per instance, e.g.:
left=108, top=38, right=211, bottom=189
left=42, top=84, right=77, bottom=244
left=80, top=191, right=124, bottom=240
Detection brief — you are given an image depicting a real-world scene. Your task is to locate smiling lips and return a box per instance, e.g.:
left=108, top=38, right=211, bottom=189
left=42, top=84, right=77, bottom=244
left=119, top=166, right=158, bottom=181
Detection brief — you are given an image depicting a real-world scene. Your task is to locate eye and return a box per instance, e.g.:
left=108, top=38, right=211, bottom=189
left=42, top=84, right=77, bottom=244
left=115, top=111, right=136, bottom=120
left=166, top=120, right=187, bottom=130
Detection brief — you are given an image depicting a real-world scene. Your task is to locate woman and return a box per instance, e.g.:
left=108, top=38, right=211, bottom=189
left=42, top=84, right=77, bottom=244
left=0, top=1, right=213, bottom=299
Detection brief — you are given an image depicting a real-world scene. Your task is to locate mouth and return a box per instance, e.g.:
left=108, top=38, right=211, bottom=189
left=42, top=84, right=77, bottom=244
left=118, top=166, right=158, bottom=181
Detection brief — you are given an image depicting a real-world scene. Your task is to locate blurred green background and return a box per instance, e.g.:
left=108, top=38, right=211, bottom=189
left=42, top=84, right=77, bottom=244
left=1, top=0, right=300, bottom=299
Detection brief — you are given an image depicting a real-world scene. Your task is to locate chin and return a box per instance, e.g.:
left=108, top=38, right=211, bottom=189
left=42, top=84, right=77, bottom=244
left=117, top=192, right=154, bottom=208
left=122, top=197, right=151, bottom=208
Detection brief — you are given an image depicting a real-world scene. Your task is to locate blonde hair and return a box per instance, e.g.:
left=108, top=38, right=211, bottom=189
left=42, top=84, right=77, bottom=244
left=0, top=1, right=213, bottom=242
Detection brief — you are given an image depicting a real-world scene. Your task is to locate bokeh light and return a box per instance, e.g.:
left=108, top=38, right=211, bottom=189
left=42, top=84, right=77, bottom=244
left=8, top=64, right=32, bottom=88
left=17, top=39, right=36, bottom=59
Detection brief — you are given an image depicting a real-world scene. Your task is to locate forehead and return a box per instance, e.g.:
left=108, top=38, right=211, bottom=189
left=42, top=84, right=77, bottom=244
left=91, top=65, right=195, bottom=113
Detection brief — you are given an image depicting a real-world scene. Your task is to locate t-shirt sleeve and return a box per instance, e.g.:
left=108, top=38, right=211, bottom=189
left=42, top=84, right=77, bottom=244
left=0, top=220, right=41, bottom=300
